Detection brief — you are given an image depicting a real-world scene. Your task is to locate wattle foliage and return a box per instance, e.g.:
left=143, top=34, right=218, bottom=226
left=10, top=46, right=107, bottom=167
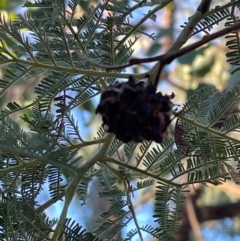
left=0, top=0, right=239, bottom=240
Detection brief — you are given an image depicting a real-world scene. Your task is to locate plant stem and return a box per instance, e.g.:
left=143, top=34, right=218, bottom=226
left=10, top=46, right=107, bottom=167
left=50, top=133, right=114, bottom=241
left=106, top=21, right=240, bottom=80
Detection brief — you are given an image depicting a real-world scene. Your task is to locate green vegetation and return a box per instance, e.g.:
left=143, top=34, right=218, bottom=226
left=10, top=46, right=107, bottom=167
left=0, top=0, right=240, bottom=240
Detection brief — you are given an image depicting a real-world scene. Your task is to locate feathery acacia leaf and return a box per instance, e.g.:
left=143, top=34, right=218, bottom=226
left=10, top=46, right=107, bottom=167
left=0, top=0, right=239, bottom=240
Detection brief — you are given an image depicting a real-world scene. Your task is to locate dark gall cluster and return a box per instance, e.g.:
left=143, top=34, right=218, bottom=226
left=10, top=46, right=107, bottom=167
left=96, top=76, right=174, bottom=143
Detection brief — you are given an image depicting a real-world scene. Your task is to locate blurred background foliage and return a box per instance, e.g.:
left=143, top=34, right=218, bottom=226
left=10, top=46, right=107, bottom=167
left=1, top=0, right=240, bottom=241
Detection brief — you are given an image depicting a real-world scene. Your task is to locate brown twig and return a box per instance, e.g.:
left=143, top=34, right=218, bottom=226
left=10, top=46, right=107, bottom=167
left=106, top=21, right=240, bottom=86
left=186, top=195, right=204, bottom=241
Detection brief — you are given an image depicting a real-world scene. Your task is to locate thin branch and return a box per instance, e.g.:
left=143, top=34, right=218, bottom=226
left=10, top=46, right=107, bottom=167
left=105, top=157, right=182, bottom=188
left=57, top=20, right=74, bottom=68
left=51, top=134, right=114, bottom=241
left=107, top=21, right=240, bottom=72
left=116, top=2, right=168, bottom=50
left=105, top=162, right=144, bottom=241
left=185, top=195, right=204, bottom=241
left=50, top=175, right=80, bottom=241
left=0, top=67, right=34, bottom=98
left=0, top=145, right=76, bottom=175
